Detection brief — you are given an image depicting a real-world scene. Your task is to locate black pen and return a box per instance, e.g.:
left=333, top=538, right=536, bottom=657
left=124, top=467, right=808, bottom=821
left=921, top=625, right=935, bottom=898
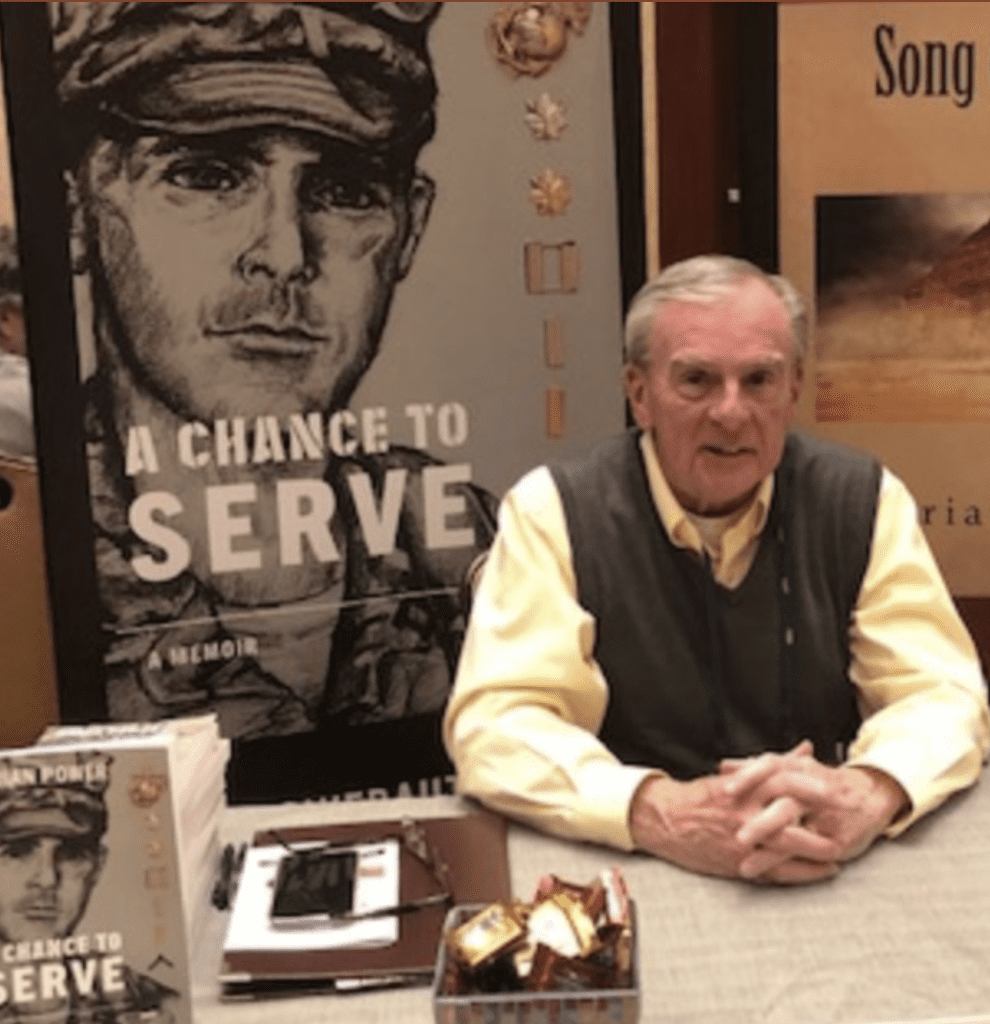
left=211, top=841, right=247, bottom=910
left=332, top=892, right=452, bottom=922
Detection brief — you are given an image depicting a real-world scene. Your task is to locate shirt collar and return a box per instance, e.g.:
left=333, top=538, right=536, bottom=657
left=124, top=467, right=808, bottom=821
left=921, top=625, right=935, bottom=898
left=637, top=431, right=774, bottom=554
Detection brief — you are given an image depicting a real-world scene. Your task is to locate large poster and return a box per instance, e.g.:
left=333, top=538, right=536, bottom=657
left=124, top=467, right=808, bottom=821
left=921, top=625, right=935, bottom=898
left=1, top=4, right=635, bottom=802
left=779, top=1, right=990, bottom=598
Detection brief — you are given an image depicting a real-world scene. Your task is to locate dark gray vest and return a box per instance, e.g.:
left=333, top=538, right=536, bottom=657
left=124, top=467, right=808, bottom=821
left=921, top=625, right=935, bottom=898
left=549, top=429, right=881, bottom=779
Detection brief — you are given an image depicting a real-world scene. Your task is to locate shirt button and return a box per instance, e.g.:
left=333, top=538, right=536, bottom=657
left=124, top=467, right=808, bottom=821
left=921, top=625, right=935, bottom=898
left=785, top=627, right=795, bottom=646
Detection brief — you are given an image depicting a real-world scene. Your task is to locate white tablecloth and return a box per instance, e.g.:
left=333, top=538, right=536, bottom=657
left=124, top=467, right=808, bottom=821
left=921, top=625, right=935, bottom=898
left=192, top=780, right=990, bottom=1024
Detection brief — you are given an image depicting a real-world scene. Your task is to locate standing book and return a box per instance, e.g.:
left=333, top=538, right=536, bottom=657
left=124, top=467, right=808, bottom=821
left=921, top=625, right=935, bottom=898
left=0, top=722, right=226, bottom=1024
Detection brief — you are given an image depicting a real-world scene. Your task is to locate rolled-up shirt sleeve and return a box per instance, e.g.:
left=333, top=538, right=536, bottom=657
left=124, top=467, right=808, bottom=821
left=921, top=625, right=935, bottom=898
left=846, top=469, right=990, bottom=833
left=442, top=466, right=654, bottom=850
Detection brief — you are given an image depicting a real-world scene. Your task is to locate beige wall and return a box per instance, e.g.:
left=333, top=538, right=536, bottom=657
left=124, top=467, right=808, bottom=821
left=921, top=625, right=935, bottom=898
left=0, top=457, right=58, bottom=747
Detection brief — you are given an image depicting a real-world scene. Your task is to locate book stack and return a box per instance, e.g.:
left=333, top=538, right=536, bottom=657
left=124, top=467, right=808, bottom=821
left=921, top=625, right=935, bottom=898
left=220, top=810, right=512, bottom=996
left=0, top=714, right=229, bottom=1024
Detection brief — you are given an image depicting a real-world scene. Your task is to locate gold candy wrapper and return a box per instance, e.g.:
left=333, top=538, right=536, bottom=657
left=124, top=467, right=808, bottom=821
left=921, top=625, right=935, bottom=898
left=535, top=873, right=608, bottom=922
left=599, top=922, right=634, bottom=976
left=534, top=873, right=589, bottom=904
left=527, top=892, right=602, bottom=959
left=446, top=901, right=527, bottom=970
left=527, top=942, right=615, bottom=993
left=439, top=869, right=634, bottom=997
left=583, top=880, right=607, bottom=921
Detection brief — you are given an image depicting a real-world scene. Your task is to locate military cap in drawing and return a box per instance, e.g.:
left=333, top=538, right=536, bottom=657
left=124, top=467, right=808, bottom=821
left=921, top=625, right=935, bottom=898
left=0, top=752, right=110, bottom=841
left=51, top=3, right=443, bottom=153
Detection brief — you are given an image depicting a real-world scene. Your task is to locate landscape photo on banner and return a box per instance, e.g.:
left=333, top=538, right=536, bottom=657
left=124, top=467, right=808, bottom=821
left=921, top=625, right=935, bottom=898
left=779, top=0, right=990, bottom=598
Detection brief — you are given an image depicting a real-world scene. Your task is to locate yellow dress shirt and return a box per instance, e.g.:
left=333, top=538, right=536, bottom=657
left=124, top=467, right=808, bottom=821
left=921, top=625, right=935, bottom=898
left=444, top=434, right=990, bottom=851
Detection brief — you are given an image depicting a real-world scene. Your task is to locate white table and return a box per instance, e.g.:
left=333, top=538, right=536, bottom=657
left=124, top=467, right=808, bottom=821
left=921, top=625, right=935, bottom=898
left=193, top=781, right=990, bottom=1024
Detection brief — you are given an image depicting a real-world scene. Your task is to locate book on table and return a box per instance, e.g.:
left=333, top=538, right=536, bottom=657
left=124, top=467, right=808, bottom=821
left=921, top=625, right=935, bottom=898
left=0, top=714, right=229, bottom=1024
left=219, top=809, right=512, bottom=996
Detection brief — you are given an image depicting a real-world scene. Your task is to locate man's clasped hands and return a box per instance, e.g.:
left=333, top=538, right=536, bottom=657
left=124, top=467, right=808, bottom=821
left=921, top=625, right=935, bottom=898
left=630, top=740, right=909, bottom=884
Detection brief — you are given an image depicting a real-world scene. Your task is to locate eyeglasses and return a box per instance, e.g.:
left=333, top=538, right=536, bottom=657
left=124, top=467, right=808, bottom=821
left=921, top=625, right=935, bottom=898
left=266, top=817, right=454, bottom=922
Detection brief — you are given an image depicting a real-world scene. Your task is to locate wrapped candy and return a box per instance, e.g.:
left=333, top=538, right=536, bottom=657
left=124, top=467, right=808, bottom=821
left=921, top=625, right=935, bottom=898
left=442, top=868, right=634, bottom=996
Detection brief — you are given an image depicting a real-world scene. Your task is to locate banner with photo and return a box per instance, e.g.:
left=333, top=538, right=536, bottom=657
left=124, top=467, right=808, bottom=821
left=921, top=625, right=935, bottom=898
left=0, top=3, right=641, bottom=802
left=779, top=1, right=990, bottom=601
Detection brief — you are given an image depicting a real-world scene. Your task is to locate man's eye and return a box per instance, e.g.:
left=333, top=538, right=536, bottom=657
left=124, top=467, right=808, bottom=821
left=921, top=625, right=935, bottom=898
left=745, top=370, right=778, bottom=393
left=677, top=371, right=712, bottom=395
left=0, top=837, right=39, bottom=859
left=163, top=159, right=246, bottom=193
left=308, top=174, right=389, bottom=212
left=56, top=838, right=95, bottom=863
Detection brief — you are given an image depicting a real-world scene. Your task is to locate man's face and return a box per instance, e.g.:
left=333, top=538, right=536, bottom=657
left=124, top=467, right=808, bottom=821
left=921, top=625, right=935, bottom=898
left=74, top=127, right=433, bottom=421
left=624, top=277, right=802, bottom=517
left=0, top=832, right=103, bottom=941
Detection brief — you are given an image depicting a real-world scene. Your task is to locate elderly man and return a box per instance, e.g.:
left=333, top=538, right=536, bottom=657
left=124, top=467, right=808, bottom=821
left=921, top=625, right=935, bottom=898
left=51, top=3, right=495, bottom=745
left=0, top=754, right=176, bottom=1022
left=445, top=254, right=990, bottom=884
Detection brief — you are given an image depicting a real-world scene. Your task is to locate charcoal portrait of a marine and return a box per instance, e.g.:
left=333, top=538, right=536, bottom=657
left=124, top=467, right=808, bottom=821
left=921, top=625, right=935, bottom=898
left=41, top=1, right=496, bottom=782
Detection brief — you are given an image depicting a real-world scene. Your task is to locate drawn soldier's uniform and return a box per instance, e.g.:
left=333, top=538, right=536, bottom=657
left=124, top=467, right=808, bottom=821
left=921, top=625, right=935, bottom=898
left=52, top=3, right=497, bottom=741
left=87, top=425, right=496, bottom=740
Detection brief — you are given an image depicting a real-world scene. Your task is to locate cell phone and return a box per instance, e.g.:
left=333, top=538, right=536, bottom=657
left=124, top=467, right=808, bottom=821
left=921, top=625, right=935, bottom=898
left=269, top=847, right=358, bottom=922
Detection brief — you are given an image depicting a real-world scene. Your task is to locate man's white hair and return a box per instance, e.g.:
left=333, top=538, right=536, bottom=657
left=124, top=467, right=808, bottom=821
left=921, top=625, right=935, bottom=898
left=623, top=254, right=807, bottom=368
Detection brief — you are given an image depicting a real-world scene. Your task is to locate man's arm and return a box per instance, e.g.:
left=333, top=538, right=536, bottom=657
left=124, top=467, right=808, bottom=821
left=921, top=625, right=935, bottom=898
left=844, top=469, right=989, bottom=828
left=443, top=466, right=653, bottom=851
left=630, top=741, right=846, bottom=883
left=719, top=468, right=988, bottom=875
left=445, top=469, right=848, bottom=881
left=720, top=753, right=908, bottom=878
left=445, top=465, right=987, bottom=878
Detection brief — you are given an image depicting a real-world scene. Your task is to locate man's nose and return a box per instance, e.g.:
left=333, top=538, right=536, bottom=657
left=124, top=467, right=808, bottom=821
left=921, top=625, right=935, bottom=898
left=236, top=180, right=315, bottom=286
left=28, top=843, right=59, bottom=888
left=709, top=379, right=747, bottom=428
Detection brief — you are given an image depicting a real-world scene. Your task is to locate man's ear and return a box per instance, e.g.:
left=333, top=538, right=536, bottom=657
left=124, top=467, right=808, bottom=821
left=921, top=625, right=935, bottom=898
left=65, top=171, right=88, bottom=275
left=396, top=171, right=435, bottom=280
left=623, top=362, right=652, bottom=431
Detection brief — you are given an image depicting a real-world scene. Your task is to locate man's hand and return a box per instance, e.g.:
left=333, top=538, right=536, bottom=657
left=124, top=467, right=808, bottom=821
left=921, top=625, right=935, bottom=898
left=722, top=754, right=909, bottom=880
left=629, top=742, right=844, bottom=884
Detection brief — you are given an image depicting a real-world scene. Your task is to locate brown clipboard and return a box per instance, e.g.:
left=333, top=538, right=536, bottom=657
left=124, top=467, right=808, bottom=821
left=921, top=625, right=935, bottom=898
left=220, top=810, right=511, bottom=992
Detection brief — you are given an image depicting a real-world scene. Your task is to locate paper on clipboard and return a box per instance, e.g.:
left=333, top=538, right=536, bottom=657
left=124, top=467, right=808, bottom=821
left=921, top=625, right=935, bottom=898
left=223, top=840, right=400, bottom=953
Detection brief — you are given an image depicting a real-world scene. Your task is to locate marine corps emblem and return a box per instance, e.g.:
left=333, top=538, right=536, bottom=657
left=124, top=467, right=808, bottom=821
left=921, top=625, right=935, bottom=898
left=129, top=773, right=168, bottom=808
left=488, top=2, right=592, bottom=78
